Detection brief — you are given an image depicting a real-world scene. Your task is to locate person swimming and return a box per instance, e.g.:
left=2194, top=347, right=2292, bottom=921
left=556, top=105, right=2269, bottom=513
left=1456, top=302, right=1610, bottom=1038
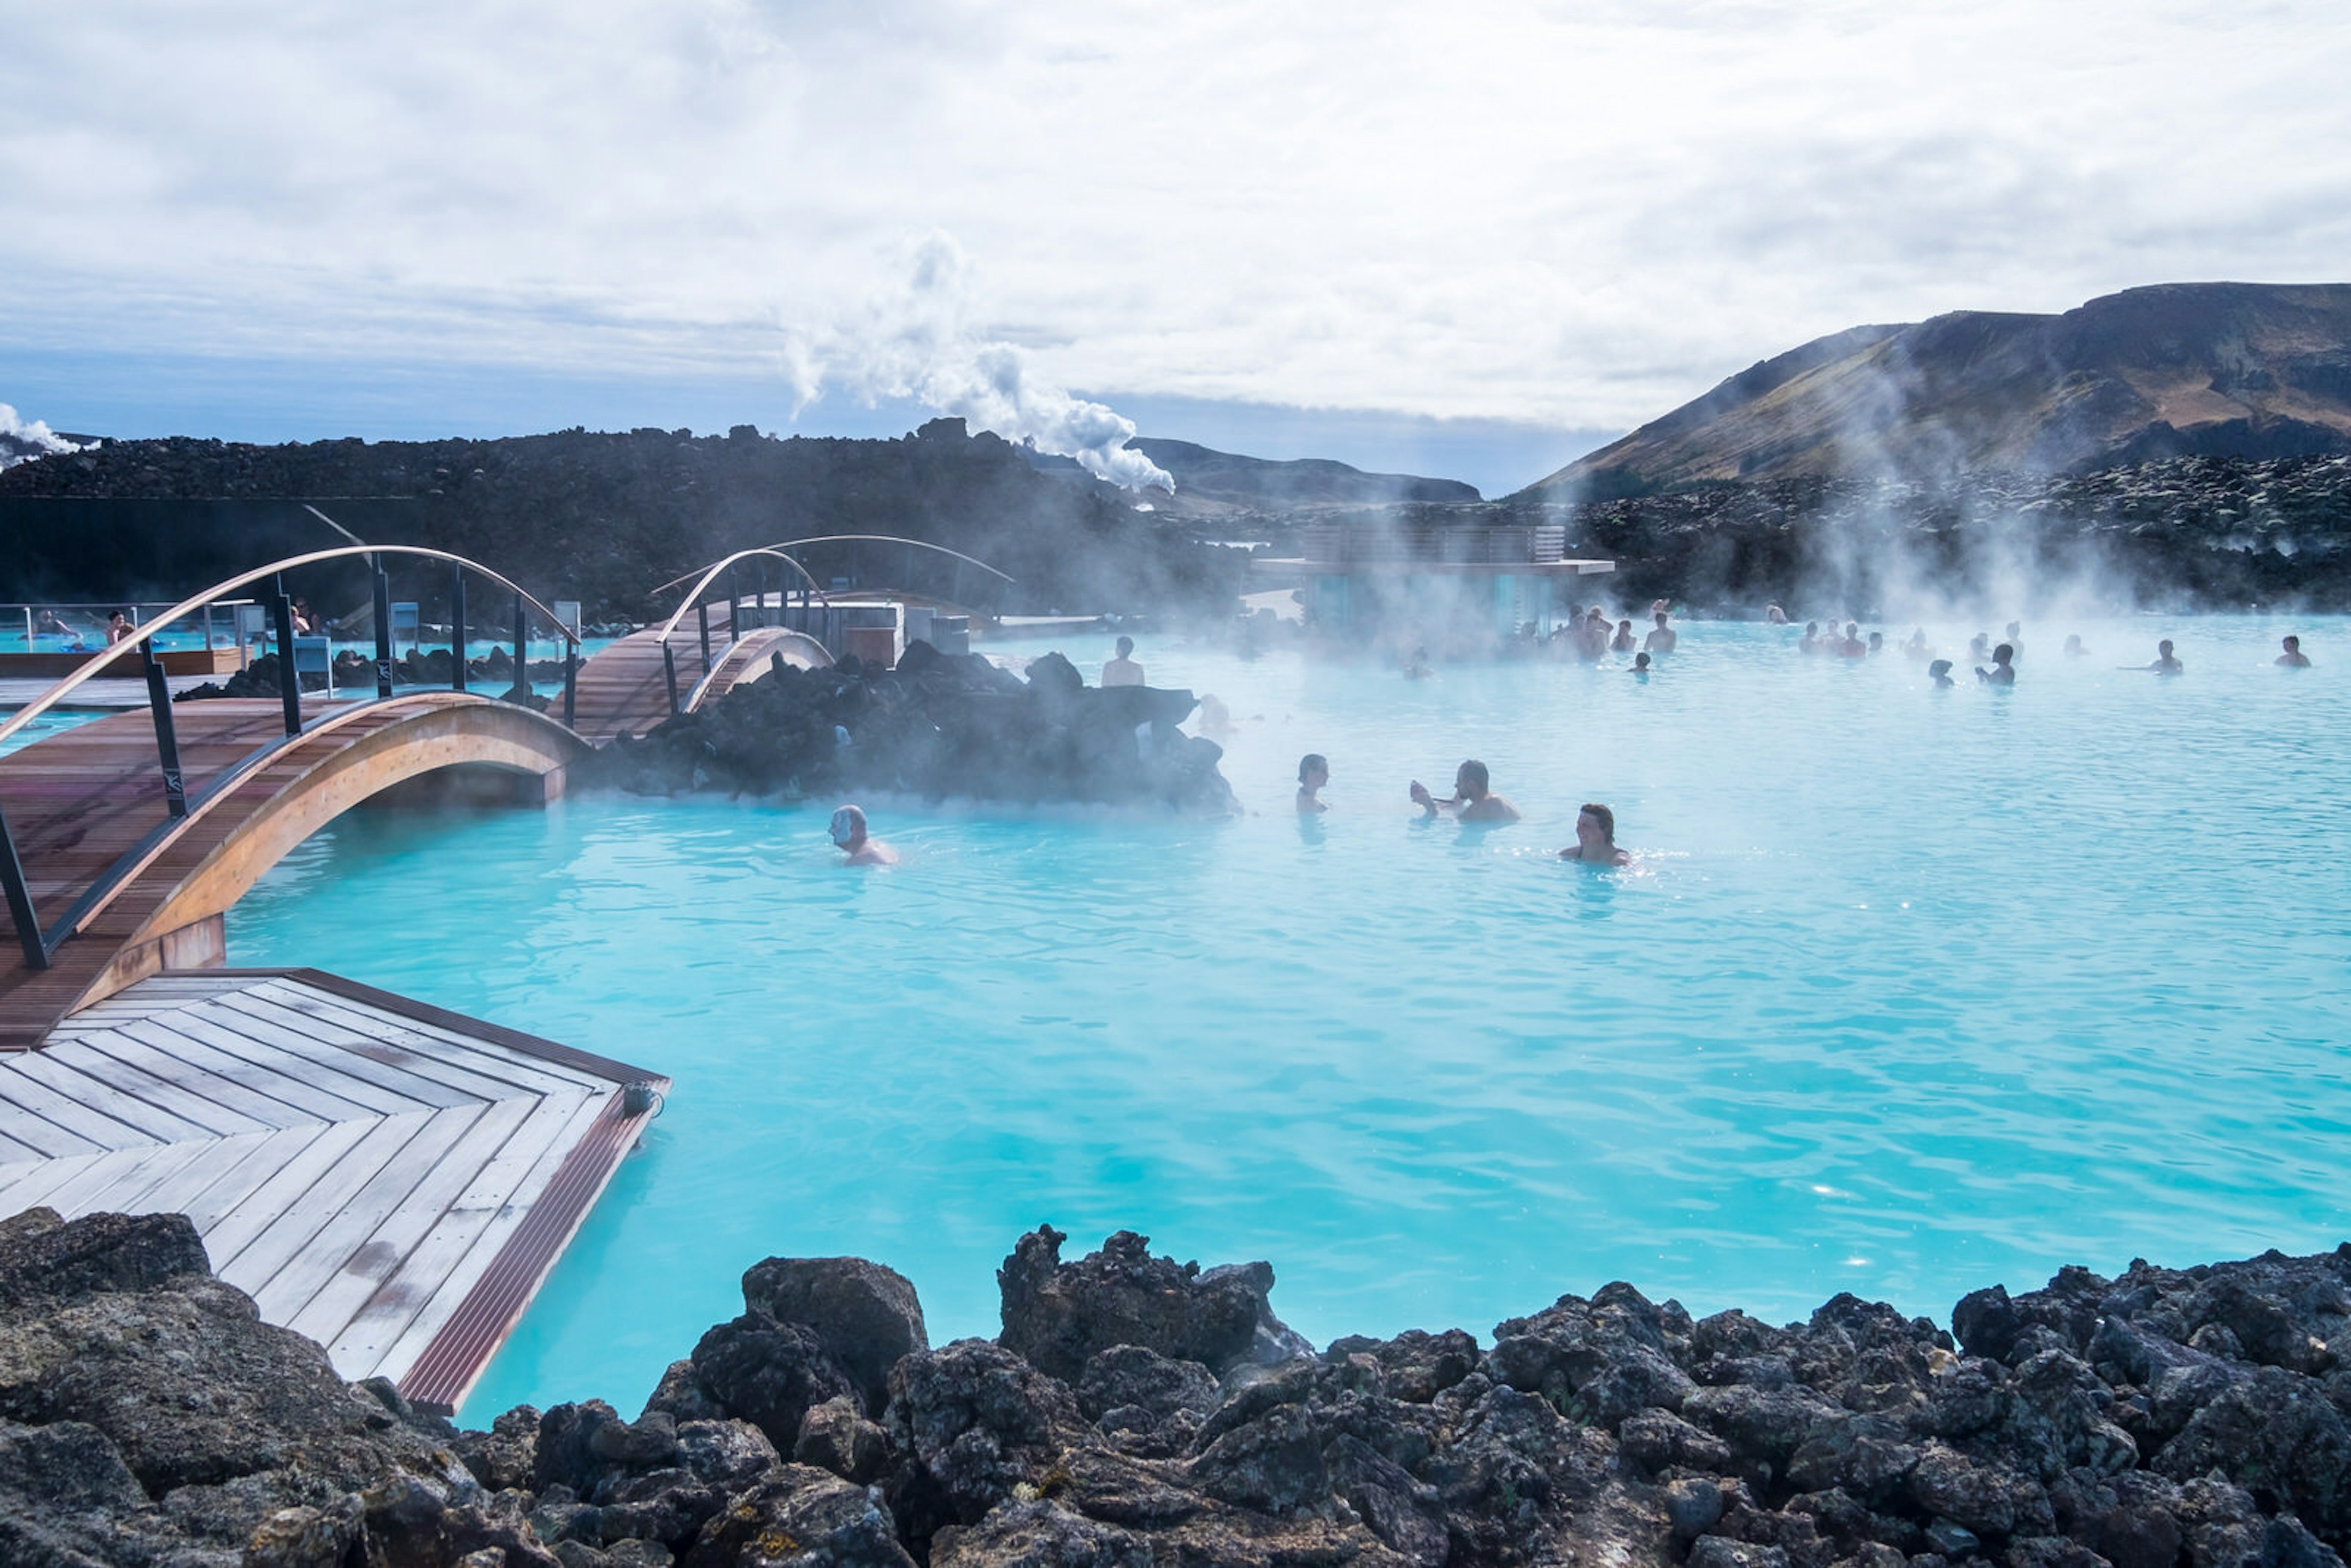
left=1297, top=753, right=1329, bottom=814
left=1928, top=659, right=1955, bottom=689
left=1976, top=643, right=2015, bottom=686
left=2063, top=634, right=2087, bottom=658
left=1630, top=651, right=1652, bottom=675
left=2277, top=635, right=2312, bottom=668
left=1559, top=803, right=1631, bottom=865
left=828, top=804, right=896, bottom=866
left=1867, top=631, right=1884, bottom=656
left=2131, top=640, right=2184, bottom=675
left=1411, top=759, right=1521, bottom=823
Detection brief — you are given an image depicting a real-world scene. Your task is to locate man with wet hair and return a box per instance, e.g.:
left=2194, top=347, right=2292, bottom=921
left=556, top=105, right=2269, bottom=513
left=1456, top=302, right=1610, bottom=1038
left=1976, top=643, right=2016, bottom=686
left=1643, top=609, right=1678, bottom=655
left=1560, top=803, right=1631, bottom=865
left=1297, top=754, right=1330, bottom=814
left=1411, top=759, right=1520, bottom=823
left=1102, top=635, right=1145, bottom=688
left=828, top=804, right=896, bottom=866
left=2277, top=636, right=2312, bottom=668
left=2132, top=639, right=2183, bottom=676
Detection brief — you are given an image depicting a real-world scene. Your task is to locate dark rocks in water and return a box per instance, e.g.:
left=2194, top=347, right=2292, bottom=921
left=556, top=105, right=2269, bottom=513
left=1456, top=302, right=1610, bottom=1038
left=581, top=642, right=1237, bottom=814
left=19, top=1204, right=2351, bottom=1568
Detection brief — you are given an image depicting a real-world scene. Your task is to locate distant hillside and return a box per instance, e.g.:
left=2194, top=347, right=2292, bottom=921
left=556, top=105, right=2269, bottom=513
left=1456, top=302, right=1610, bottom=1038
left=1524, top=282, right=2351, bottom=498
left=0, top=418, right=1242, bottom=620
left=1026, top=435, right=1479, bottom=523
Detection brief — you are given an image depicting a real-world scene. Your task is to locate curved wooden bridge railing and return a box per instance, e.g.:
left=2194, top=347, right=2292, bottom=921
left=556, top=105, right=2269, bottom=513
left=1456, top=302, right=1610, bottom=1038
left=0, top=546, right=583, bottom=986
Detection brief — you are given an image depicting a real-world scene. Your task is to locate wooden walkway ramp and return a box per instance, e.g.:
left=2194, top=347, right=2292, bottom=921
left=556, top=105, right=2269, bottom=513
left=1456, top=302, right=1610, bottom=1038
left=571, top=624, right=831, bottom=746
left=0, top=968, right=666, bottom=1412
left=0, top=694, right=587, bottom=1050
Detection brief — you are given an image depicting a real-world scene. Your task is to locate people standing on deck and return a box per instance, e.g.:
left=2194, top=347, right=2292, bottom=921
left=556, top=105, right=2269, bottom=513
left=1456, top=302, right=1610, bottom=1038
left=1976, top=643, right=2017, bottom=686
left=828, top=804, right=896, bottom=866
left=2132, top=640, right=2184, bottom=676
left=1644, top=610, right=1678, bottom=655
left=1411, top=760, right=1521, bottom=823
left=1297, top=754, right=1330, bottom=814
left=2277, top=636, right=2312, bottom=667
left=1560, top=803, right=1632, bottom=866
left=1102, top=635, right=1145, bottom=688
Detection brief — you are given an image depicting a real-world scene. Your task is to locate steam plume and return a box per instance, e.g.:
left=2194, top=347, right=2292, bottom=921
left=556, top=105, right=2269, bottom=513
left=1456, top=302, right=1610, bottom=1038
left=0, top=404, right=93, bottom=471
left=805, top=233, right=1175, bottom=494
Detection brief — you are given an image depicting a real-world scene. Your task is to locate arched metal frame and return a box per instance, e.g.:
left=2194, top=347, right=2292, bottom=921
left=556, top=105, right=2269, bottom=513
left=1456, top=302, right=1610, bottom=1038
left=645, top=535, right=1014, bottom=599
left=0, top=545, right=580, bottom=970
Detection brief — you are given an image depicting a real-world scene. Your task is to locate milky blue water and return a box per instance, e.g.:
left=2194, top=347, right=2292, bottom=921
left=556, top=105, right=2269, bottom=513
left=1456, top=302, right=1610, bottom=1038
left=222, top=617, right=2351, bottom=1420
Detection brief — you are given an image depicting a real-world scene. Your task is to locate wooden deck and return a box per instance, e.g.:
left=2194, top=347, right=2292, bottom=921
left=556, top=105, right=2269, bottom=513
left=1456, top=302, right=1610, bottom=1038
left=571, top=623, right=831, bottom=745
left=0, top=968, right=666, bottom=1412
left=0, top=694, right=585, bottom=1049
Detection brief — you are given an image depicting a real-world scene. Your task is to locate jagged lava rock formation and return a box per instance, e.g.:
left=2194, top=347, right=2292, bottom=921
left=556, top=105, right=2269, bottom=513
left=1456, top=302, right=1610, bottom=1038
left=1530, top=283, right=2351, bottom=498
left=580, top=640, right=1237, bottom=813
left=12, top=1205, right=2351, bottom=1567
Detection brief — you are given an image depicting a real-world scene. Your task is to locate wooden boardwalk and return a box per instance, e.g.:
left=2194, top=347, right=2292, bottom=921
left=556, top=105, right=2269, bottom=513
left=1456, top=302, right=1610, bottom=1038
left=571, top=623, right=831, bottom=746
left=0, top=694, right=585, bottom=1049
left=0, top=968, right=666, bottom=1411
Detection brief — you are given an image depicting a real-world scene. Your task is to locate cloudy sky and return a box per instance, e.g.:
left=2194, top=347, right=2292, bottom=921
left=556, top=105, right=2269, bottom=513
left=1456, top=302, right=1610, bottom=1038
left=5, top=0, right=2348, bottom=493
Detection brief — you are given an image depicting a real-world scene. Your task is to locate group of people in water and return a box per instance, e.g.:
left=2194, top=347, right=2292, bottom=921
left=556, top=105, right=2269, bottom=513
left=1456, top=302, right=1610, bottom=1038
left=1295, top=756, right=1629, bottom=864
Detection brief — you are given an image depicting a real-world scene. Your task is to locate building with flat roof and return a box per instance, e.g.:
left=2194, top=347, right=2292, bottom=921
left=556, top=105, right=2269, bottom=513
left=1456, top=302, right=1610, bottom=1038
left=1251, top=523, right=1614, bottom=649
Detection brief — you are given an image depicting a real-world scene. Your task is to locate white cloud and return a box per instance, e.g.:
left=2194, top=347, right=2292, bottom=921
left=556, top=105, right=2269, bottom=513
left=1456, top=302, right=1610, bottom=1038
left=3, top=0, right=2348, bottom=436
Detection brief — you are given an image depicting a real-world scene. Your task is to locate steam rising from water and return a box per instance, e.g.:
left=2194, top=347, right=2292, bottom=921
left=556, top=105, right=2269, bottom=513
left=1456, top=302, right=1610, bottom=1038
left=0, top=403, right=92, bottom=471
left=798, top=233, right=1175, bottom=494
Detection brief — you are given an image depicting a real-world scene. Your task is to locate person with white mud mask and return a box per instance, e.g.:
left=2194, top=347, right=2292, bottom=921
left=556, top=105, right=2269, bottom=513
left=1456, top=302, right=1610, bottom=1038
left=828, top=804, right=896, bottom=866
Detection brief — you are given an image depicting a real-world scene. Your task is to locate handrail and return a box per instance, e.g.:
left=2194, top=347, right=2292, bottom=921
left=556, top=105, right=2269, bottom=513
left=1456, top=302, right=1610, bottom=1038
left=681, top=626, right=825, bottom=713
left=0, top=544, right=579, bottom=752
left=647, top=535, right=1014, bottom=598
left=651, top=548, right=831, bottom=648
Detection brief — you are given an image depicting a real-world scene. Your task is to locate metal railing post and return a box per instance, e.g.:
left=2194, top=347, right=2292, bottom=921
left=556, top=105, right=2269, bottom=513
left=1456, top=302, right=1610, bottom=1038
left=140, top=640, right=189, bottom=819
left=0, top=802, right=48, bottom=970
left=697, top=604, right=712, bottom=673
left=271, top=577, right=302, bottom=736
left=509, top=590, right=528, bottom=702
left=662, top=641, right=681, bottom=716
left=451, top=568, right=468, bottom=692
left=373, top=567, right=395, bottom=699
left=563, top=641, right=578, bottom=730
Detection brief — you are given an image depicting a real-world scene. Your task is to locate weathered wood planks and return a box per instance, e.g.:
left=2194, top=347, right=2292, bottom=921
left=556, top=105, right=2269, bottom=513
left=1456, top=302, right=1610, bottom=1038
left=0, top=969, right=666, bottom=1413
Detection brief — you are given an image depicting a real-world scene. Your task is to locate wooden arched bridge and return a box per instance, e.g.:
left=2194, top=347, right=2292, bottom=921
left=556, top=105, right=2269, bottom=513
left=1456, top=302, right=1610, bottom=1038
left=0, top=534, right=1011, bottom=1408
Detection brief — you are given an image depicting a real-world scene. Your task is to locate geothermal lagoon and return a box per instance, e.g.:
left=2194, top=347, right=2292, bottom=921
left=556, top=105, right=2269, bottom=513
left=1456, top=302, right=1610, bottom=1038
left=223, top=619, right=2351, bottom=1420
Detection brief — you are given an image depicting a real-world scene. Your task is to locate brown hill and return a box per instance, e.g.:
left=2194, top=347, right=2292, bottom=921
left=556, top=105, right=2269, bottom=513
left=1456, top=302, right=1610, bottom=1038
left=1523, top=282, right=2351, bottom=499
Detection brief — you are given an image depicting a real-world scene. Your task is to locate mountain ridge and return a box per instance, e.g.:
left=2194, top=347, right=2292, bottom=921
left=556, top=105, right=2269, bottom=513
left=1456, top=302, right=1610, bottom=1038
left=1523, top=282, right=2351, bottom=499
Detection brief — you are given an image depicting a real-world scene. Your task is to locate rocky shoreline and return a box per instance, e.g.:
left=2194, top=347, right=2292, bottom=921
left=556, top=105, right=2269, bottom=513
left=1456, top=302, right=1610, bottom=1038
left=578, top=641, right=1237, bottom=814
left=7, top=1209, right=2350, bottom=1568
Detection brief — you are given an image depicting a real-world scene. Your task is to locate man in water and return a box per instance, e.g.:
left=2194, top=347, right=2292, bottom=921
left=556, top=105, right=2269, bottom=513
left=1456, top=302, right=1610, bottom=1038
left=2277, top=636, right=2312, bottom=668
left=1799, top=621, right=1823, bottom=655
left=1101, top=636, right=1145, bottom=687
left=1611, top=618, right=1636, bottom=653
left=1839, top=622, right=1866, bottom=658
left=828, top=804, right=896, bottom=866
left=2004, top=621, right=2023, bottom=655
left=2134, top=640, right=2184, bottom=675
left=1560, top=803, right=1631, bottom=865
left=2063, top=634, right=2088, bottom=658
left=1630, top=651, right=1653, bottom=675
left=1928, top=659, right=1955, bottom=689
left=1643, top=610, right=1678, bottom=655
left=1297, top=754, right=1330, bottom=814
left=1976, top=643, right=2016, bottom=686
left=1766, top=604, right=1790, bottom=625
left=1411, top=760, right=1521, bottom=823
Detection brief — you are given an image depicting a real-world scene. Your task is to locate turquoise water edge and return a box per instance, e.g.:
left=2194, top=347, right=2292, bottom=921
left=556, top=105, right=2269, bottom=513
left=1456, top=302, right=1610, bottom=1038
left=221, top=617, right=2351, bottom=1420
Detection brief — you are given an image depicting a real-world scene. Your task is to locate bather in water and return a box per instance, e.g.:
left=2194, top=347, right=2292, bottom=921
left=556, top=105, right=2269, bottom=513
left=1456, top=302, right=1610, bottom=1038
left=1559, top=803, right=1632, bottom=866
left=829, top=804, right=897, bottom=866
left=1411, top=760, right=1521, bottom=823
left=1297, top=754, right=1329, bottom=814
left=1976, top=643, right=2016, bottom=686
left=2277, top=636, right=2312, bottom=668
